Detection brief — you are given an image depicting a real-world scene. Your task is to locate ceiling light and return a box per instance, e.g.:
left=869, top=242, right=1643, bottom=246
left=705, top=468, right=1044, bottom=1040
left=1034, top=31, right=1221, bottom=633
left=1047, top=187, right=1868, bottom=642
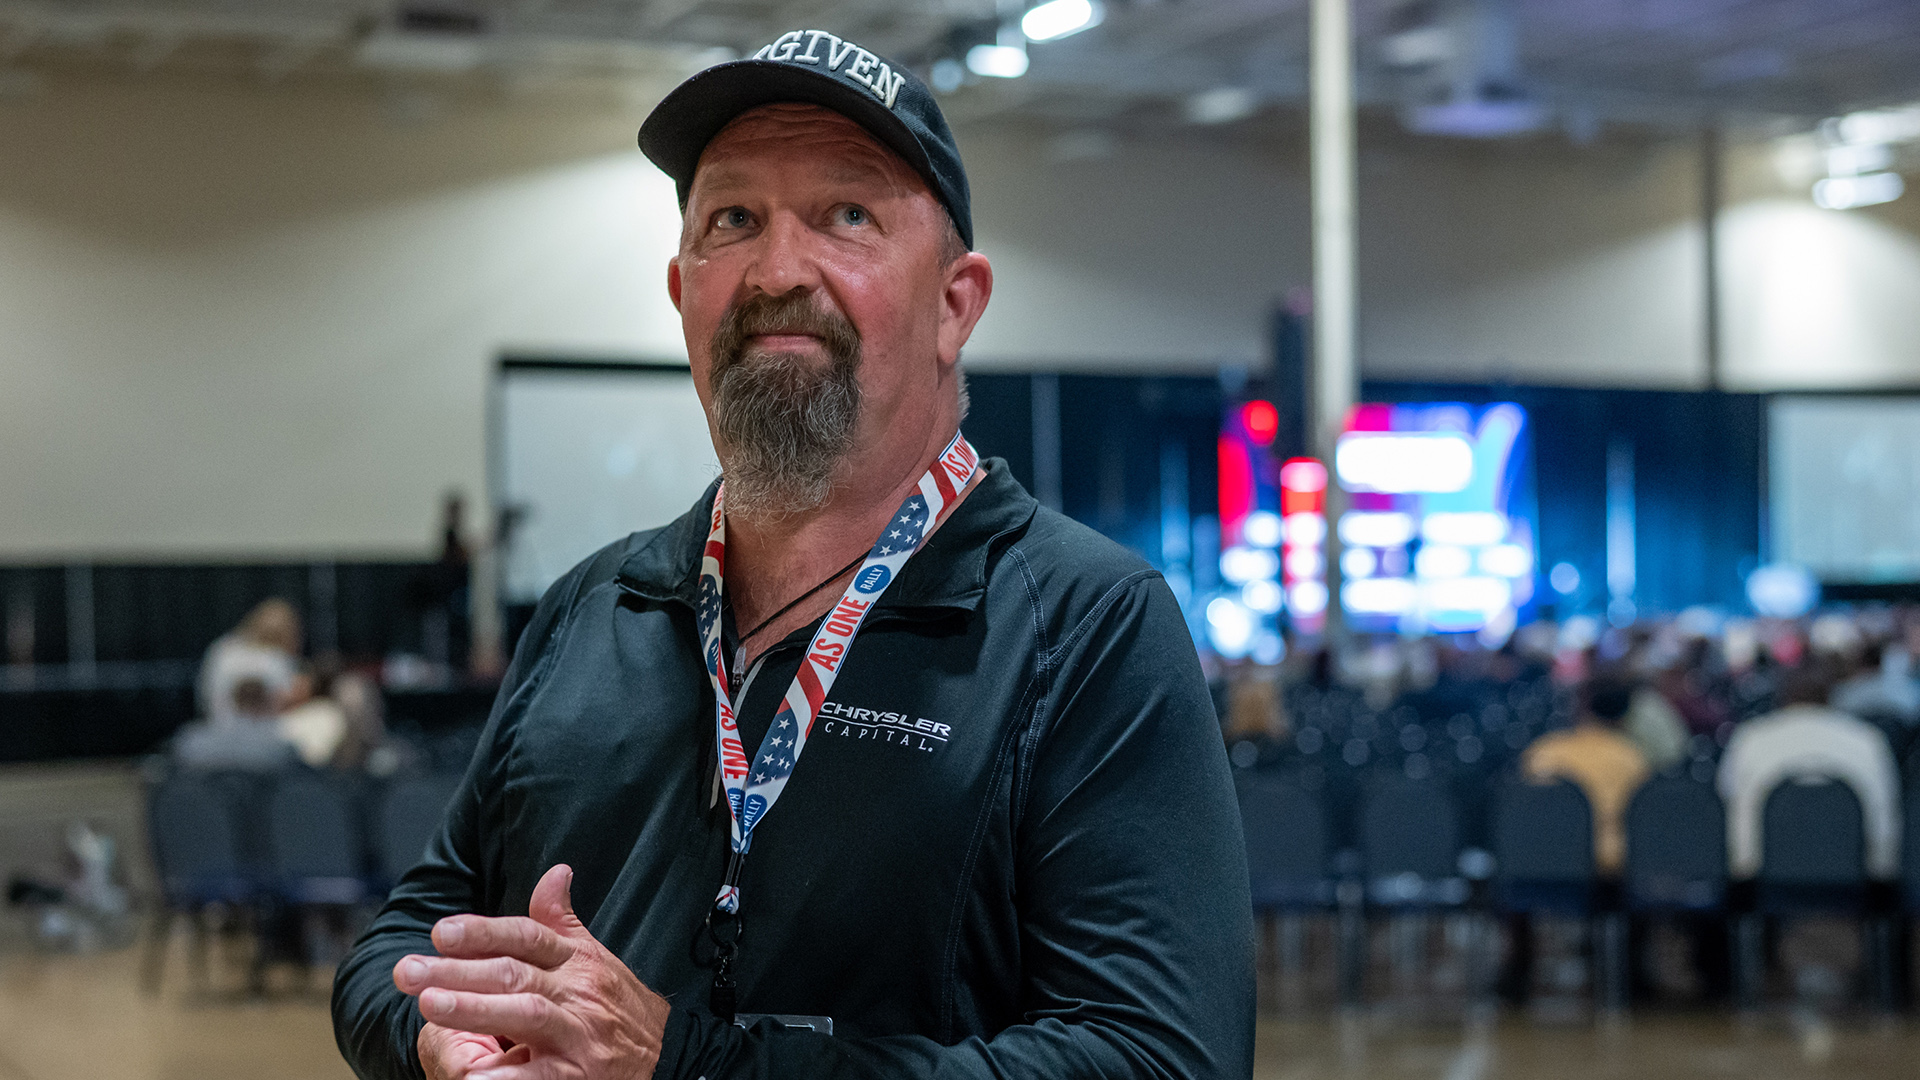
left=1827, top=142, right=1891, bottom=176
left=1186, top=86, right=1257, bottom=125
left=356, top=30, right=487, bottom=73
left=965, top=43, right=1028, bottom=79
left=1813, top=172, right=1904, bottom=210
left=1022, top=0, right=1101, bottom=43
left=1379, top=26, right=1452, bottom=68
left=1834, top=106, right=1920, bottom=148
left=929, top=57, right=965, bottom=94
left=1405, top=98, right=1546, bottom=138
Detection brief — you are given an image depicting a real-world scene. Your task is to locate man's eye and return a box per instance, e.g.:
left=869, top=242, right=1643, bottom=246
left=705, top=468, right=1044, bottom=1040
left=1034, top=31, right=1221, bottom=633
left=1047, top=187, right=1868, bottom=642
left=714, top=208, right=752, bottom=230
left=836, top=205, right=870, bottom=227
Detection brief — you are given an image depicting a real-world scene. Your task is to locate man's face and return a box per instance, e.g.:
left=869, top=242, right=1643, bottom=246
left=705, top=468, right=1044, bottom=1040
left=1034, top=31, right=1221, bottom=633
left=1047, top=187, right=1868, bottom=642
left=669, top=103, right=974, bottom=521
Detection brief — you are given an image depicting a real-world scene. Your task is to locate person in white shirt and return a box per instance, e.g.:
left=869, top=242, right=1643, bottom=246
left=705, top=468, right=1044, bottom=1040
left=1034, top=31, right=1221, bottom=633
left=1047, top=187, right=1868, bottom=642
left=1717, top=675, right=1900, bottom=880
left=1831, top=644, right=1920, bottom=727
left=198, top=598, right=304, bottom=730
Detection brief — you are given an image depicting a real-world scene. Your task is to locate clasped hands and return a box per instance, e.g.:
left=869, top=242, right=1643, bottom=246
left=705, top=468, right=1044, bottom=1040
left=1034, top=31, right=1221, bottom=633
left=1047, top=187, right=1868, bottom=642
left=393, top=864, right=671, bottom=1080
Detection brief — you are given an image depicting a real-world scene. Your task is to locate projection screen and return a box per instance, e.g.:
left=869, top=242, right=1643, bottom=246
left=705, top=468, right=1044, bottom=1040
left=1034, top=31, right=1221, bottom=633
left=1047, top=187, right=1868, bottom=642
left=1770, top=395, right=1920, bottom=583
left=498, top=363, right=720, bottom=603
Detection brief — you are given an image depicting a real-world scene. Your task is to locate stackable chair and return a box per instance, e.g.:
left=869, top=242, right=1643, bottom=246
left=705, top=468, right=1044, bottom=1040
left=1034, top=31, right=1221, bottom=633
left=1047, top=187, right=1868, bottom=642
left=1237, top=772, right=1336, bottom=1007
left=266, top=771, right=371, bottom=982
left=1738, top=777, right=1893, bottom=1009
left=1625, top=778, right=1727, bottom=912
left=1625, top=778, right=1730, bottom=1004
left=143, top=770, right=259, bottom=992
left=1904, top=785, right=1920, bottom=1006
left=376, top=772, right=464, bottom=892
left=268, top=771, right=370, bottom=907
left=1491, top=778, right=1613, bottom=1008
left=1355, top=775, right=1468, bottom=1005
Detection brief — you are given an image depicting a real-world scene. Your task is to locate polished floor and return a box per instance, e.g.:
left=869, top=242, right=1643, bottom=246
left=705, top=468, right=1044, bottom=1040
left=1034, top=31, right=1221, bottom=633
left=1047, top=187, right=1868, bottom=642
left=1, top=946, right=1918, bottom=1080
left=0, top=945, right=351, bottom=1080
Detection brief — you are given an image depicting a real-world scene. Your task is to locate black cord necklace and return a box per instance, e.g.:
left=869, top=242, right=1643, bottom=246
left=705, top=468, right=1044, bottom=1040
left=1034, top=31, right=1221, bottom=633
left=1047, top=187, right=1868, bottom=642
left=735, top=549, right=870, bottom=648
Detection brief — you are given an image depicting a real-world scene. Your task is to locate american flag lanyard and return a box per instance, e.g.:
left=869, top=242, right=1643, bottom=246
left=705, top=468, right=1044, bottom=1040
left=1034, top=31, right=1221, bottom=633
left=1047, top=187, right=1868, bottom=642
left=695, top=432, right=980, bottom=1018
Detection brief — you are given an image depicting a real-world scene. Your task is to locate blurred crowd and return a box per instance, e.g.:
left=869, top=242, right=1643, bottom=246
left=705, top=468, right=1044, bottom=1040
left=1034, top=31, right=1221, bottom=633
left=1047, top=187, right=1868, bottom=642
left=1215, top=605, right=1920, bottom=882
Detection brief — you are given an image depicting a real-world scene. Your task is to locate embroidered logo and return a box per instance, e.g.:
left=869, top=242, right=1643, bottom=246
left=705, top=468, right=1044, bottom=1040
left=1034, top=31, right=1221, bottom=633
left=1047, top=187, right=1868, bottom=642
left=817, top=700, right=949, bottom=754
left=750, top=30, right=907, bottom=110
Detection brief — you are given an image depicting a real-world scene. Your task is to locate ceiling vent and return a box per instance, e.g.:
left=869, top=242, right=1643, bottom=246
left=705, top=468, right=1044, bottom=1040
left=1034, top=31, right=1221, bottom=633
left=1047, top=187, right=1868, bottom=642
left=355, top=5, right=490, bottom=74
left=1380, top=0, right=1547, bottom=138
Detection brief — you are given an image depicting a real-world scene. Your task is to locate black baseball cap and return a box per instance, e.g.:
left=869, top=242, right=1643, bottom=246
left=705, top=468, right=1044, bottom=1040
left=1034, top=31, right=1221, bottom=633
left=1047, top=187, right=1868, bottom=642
left=638, top=30, right=973, bottom=250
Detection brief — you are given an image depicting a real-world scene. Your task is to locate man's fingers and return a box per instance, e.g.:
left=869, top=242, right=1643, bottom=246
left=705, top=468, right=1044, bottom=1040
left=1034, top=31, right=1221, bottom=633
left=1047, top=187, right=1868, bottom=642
left=432, top=914, right=574, bottom=968
left=469, top=1056, right=572, bottom=1080
left=417, top=1022, right=504, bottom=1080
left=467, top=1044, right=532, bottom=1072
left=418, top=988, right=581, bottom=1052
left=396, top=954, right=558, bottom=999
left=527, top=864, right=586, bottom=939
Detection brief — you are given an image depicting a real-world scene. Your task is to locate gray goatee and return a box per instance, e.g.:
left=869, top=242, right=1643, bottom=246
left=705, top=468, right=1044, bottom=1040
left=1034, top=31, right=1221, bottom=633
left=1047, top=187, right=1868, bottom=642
left=708, top=290, right=863, bottom=522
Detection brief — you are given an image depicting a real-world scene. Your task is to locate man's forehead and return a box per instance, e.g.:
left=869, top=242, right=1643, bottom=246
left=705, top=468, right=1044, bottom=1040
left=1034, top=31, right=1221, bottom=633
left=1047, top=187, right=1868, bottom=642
left=691, top=103, right=924, bottom=197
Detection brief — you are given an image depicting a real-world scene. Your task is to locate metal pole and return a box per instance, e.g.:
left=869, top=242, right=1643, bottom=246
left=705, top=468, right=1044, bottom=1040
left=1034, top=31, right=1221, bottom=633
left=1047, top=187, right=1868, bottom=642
left=1311, top=0, right=1358, bottom=641
left=1701, top=122, right=1723, bottom=392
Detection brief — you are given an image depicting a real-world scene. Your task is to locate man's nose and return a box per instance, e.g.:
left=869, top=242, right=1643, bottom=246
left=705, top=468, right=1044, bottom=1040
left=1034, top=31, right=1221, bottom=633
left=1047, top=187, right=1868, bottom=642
left=740, top=210, right=823, bottom=297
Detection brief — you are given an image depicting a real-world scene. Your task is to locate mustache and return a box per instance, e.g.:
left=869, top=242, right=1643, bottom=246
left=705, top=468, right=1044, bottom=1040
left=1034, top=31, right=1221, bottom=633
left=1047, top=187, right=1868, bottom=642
left=705, top=290, right=864, bottom=522
left=710, top=291, right=861, bottom=374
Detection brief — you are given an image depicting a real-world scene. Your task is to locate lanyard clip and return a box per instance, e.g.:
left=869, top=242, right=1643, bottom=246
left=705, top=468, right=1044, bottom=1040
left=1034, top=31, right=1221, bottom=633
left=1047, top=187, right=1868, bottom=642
left=705, top=906, right=741, bottom=1021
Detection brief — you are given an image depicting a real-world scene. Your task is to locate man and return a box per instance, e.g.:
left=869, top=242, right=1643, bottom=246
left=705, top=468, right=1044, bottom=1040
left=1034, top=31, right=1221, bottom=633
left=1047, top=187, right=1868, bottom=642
left=333, top=30, right=1253, bottom=1080
left=1519, top=675, right=1650, bottom=876
left=1718, top=670, right=1899, bottom=881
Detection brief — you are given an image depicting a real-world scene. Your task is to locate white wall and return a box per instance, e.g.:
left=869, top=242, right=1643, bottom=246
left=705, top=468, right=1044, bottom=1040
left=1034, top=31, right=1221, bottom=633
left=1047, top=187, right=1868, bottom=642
left=0, top=75, right=687, bottom=558
left=1361, top=138, right=1707, bottom=388
left=1719, top=139, right=1920, bottom=390
left=5, top=69, right=1916, bottom=557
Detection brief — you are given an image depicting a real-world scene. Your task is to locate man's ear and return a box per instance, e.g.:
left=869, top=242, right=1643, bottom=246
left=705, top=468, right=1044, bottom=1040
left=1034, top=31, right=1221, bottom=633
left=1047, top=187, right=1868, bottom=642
left=667, top=257, right=683, bottom=313
left=937, top=252, right=993, bottom=368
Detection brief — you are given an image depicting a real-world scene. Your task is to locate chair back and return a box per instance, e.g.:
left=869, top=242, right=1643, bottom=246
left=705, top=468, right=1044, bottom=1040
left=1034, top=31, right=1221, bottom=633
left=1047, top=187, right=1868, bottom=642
left=1905, top=786, right=1920, bottom=913
left=378, top=774, right=464, bottom=889
left=1760, top=776, right=1865, bottom=887
left=148, top=771, right=250, bottom=904
left=1238, top=773, right=1330, bottom=910
left=1359, top=776, right=1461, bottom=904
left=1493, top=777, right=1593, bottom=912
left=268, top=772, right=368, bottom=904
left=1625, top=777, right=1726, bottom=910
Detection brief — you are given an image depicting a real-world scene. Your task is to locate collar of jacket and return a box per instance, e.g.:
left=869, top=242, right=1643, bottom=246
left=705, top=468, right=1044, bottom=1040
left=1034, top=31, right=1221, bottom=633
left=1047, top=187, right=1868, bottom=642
left=614, top=456, right=1036, bottom=617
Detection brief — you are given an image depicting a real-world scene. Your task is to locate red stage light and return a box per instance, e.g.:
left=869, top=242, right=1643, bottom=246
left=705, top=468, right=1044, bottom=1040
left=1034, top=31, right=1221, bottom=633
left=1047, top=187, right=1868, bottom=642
left=1240, top=400, right=1279, bottom=446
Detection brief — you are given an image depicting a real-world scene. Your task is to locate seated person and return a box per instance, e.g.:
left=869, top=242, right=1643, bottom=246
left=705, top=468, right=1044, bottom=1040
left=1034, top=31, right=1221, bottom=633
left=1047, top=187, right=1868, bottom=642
left=1718, top=672, right=1899, bottom=880
left=1625, top=681, right=1690, bottom=773
left=278, top=656, right=394, bottom=771
left=172, top=678, right=298, bottom=772
left=1830, top=644, right=1920, bottom=727
left=199, top=598, right=304, bottom=730
left=279, top=681, right=348, bottom=769
left=1520, top=676, right=1651, bottom=876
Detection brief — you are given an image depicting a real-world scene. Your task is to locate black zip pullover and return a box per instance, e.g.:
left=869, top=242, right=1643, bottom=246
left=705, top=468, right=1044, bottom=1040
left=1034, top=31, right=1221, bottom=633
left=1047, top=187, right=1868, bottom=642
left=332, top=458, right=1254, bottom=1079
